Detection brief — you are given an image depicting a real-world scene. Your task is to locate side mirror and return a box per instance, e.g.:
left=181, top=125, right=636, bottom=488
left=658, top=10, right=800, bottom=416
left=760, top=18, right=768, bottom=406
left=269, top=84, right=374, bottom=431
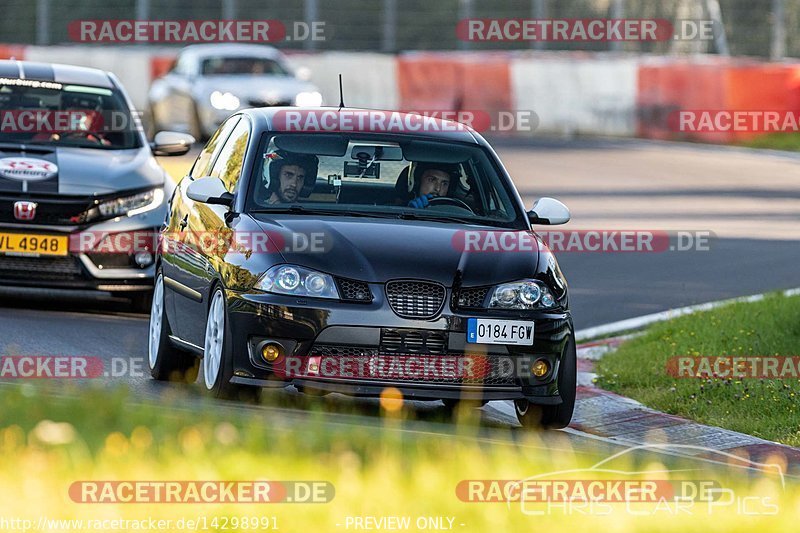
left=527, top=197, right=570, bottom=225
left=151, top=131, right=195, bottom=156
left=186, top=177, right=234, bottom=207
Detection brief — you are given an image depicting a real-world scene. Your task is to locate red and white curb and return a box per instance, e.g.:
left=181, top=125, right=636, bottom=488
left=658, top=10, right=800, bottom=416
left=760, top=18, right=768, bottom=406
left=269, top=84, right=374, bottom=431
left=571, top=335, right=800, bottom=467
left=486, top=288, right=800, bottom=467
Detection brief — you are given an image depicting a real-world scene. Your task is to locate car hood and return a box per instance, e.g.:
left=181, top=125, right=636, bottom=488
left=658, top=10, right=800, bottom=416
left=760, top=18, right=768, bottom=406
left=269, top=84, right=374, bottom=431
left=195, top=76, right=318, bottom=104
left=0, top=145, right=164, bottom=196
left=251, top=215, right=539, bottom=287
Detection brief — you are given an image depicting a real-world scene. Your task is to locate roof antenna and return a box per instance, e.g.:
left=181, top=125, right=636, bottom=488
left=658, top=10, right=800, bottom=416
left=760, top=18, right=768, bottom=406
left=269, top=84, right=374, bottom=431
left=338, top=74, right=345, bottom=110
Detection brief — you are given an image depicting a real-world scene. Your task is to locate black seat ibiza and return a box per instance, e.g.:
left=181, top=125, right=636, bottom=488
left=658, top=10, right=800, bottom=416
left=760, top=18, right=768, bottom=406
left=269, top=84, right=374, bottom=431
left=149, top=107, right=576, bottom=428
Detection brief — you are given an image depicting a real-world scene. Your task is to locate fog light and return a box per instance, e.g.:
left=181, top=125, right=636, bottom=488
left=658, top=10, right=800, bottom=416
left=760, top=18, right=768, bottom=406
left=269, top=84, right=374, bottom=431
left=531, top=359, right=550, bottom=378
left=261, top=343, right=282, bottom=362
left=134, top=251, right=153, bottom=267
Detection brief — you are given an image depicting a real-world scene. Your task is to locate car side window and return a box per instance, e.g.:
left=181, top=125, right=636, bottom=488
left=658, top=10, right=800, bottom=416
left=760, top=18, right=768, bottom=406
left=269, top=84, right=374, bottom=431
left=208, top=119, right=250, bottom=193
left=189, top=116, right=240, bottom=179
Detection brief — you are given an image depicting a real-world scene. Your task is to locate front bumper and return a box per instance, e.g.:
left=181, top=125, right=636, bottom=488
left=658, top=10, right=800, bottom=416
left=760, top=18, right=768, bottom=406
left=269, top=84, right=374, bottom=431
left=225, top=288, right=574, bottom=403
left=0, top=213, right=163, bottom=292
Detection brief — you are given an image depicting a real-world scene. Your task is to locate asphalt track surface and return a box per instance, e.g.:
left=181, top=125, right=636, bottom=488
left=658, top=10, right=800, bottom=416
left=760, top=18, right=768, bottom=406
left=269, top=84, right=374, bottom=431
left=0, top=137, right=798, bottom=472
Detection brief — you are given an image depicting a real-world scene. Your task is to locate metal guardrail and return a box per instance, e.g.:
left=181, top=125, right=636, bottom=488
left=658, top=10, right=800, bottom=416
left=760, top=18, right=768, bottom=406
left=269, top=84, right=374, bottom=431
left=0, top=0, right=795, bottom=59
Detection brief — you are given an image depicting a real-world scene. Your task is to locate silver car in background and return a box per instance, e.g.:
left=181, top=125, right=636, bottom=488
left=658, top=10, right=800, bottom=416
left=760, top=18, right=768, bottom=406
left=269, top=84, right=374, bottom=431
left=146, top=44, right=323, bottom=140
left=0, top=60, right=193, bottom=311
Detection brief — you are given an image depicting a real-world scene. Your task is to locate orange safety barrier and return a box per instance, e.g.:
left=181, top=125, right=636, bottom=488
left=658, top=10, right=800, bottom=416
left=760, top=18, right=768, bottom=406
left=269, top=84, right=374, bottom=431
left=398, top=53, right=512, bottom=118
left=726, top=64, right=800, bottom=123
left=150, top=55, right=176, bottom=82
left=398, top=54, right=462, bottom=111
left=637, top=60, right=800, bottom=143
left=0, top=44, right=26, bottom=60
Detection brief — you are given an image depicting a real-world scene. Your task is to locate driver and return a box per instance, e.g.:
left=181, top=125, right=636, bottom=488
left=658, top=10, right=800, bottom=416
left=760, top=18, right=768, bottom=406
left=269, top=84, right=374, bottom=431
left=407, top=162, right=460, bottom=208
left=263, top=150, right=319, bottom=204
left=32, top=102, right=110, bottom=146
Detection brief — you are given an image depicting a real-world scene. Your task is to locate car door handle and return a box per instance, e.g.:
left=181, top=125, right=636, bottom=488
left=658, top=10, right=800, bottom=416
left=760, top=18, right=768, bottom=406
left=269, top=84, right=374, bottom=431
left=179, top=214, right=188, bottom=230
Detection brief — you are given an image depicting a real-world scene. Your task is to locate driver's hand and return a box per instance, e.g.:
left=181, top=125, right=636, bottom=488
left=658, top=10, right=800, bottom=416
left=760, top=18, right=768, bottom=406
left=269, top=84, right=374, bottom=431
left=408, top=193, right=434, bottom=209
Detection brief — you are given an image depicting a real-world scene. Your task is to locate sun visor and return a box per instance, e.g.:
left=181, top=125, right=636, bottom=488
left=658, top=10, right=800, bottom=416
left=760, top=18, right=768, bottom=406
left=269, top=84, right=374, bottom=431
left=273, top=134, right=348, bottom=156
left=401, top=140, right=471, bottom=164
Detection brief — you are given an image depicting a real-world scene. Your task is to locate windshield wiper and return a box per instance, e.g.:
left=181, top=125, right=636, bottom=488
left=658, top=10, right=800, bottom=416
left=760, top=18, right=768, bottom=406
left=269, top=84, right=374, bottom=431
left=396, top=211, right=474, bottom=224
left=250, top=205, right=479, bottom=224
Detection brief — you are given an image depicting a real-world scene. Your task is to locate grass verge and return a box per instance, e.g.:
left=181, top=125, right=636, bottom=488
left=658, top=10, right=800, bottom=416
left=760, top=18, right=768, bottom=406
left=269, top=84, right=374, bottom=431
left=596, top=292, right=800, bottom=446
left=0, top=382, right=795, bottom=531
left=738, top=133, right=800, bottom=152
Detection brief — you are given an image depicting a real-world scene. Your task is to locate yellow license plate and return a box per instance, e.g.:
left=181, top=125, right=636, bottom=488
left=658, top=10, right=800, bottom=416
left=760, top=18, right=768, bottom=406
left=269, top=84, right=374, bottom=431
left=0, top=232, right=68, bottom=256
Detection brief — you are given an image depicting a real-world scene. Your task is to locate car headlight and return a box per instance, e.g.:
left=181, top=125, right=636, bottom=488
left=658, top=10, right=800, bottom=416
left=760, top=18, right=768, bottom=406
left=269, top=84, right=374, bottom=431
left=256, top=265, right=339, bottom=299
left=210, top=91, right=240, bottom=111
left=294, top=91, right=323, bottom=107
left=488, top=280, right=557, bottom=310
left=98, top=188, right=164, bottom=218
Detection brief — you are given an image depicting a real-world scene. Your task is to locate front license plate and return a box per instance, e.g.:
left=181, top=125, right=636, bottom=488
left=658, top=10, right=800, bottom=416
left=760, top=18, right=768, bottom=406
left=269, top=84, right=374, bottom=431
left=466, top=318, right=534, bottom=345
left=0, top=232, right=68, bottom=256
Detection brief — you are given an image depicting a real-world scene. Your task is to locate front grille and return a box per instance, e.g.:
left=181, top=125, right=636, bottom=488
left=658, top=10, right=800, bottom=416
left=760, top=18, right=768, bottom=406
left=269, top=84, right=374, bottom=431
left=385, top=280, right=445, bottom=319
left=86, top=253, right=136, bottom=269
left=381, top=329, right=448, bottom=354
left=247, top=99, right=293, bottom=107
left=0, top=254, right=82, bottom=280
left=311, top=345, right=378, bottom=358
left=306, top=344, right=517, bottom=386
left=0, top=195, right=95, bottom=225
left=335, top=277, right=372, bottom=302
left=455, top=286, right=491, bottom=309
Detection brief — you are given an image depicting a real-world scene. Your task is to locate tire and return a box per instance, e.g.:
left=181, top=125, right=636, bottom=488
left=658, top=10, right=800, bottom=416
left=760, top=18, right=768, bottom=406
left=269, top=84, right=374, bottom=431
left=148, top=272, right=198, bottom=382
left=199, top=285, right=260, bottom=402
left=515, top=337, right=577, bottom=430
left=442, top=399, right=459, bottom=411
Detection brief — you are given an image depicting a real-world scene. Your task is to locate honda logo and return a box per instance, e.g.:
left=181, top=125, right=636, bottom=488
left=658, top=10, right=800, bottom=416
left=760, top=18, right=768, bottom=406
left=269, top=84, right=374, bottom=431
left=13, top=201, right=37, bottom=221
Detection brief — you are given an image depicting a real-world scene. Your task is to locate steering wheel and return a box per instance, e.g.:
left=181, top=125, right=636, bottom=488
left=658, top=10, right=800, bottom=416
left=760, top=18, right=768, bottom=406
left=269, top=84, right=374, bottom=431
left=52, top=130, right=108, bottom=146
left=427, top=196, right=474, bottom=213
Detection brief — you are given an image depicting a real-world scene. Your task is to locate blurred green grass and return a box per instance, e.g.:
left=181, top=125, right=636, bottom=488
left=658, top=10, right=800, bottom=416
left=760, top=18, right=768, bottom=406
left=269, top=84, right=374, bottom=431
left=738, top=133, right=800, bottom=152
left=0, top=383, right=796, bottom=531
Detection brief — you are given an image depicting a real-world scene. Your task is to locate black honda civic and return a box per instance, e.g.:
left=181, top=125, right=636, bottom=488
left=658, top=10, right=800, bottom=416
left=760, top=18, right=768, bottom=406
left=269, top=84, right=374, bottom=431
left=150, top=107, right=576, bottom=428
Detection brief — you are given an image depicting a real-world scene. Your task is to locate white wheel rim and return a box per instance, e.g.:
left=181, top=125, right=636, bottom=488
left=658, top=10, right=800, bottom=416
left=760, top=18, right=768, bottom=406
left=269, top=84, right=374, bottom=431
left=203, top=290, right=225, bottom=390
left=148, top=274, right=164, bottom=369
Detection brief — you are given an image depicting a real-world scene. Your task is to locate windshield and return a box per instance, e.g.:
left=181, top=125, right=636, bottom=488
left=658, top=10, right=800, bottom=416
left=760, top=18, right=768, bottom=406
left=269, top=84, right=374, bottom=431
left=0, top=78, right=141, bottom=150
left=247, top=134, right=525, bottom=228
left=201, top=56, right=289, bottom=76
